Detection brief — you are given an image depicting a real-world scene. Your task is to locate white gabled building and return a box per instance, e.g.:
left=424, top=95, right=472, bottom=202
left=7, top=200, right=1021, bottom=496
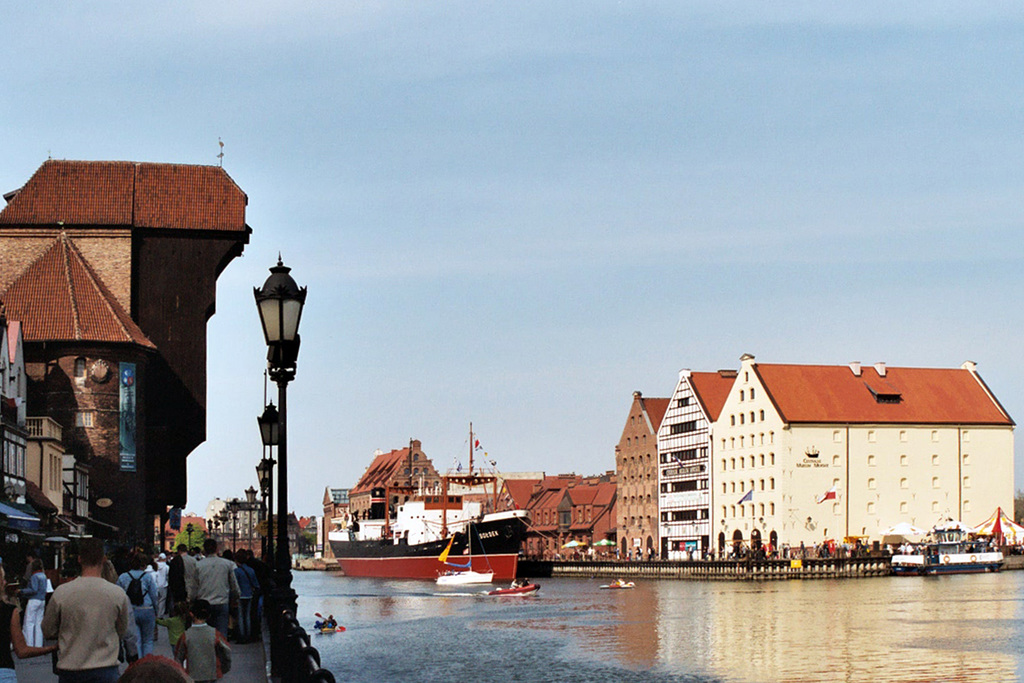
left=656, top=369, right=734, bottom=559
left=713, top=354, right=1015, bottom=554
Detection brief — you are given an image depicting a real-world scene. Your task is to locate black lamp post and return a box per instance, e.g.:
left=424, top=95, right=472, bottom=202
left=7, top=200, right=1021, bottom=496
left=245, top=486, right=258, bottom=553
left=256, top=449, right=275, bottom=562
left=186, top=523, right=194, bottom=551
left=227, top=499, right=241, bottom=553
left=254, top=258, right=306, bottom=613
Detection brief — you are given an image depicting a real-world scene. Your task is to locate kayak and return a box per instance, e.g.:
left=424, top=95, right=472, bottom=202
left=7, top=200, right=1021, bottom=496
left=599, top=581, right=635, bottom=589
left=487, top=583, right=540, bottom=596
left=316, top=626, right=346, bottom=633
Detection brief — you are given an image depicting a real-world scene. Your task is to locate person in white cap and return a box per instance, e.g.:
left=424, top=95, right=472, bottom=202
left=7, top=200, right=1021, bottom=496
left=155, top=552, right=170, bottom=618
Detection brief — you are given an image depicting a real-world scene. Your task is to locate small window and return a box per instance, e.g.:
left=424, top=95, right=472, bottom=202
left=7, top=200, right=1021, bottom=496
left=867, top=455, right=876, bottom=467
left=740, top=390, right=745, bottom=401
left=867, top=430, right=876, bottom=443
left=900, top=477, right=908, bottom=489
left=932, top=476, right=940, bottom=489
left=75, top=411, right=94, bottom=428
left=900, top=454, right=908, bottom=467
left=759, top=410, right=765, bottom=421
left=731, top=415, right=736, bottom=426
left=899, top=430, right=907, bottom=443
left=932, top=501, right=939, bottom=512
left=962, top=430, right=970, bottom=442
left=740, top=414, right=745, bottom=425
left=931, top=454, right=939, bottom=466
left=900, top=501, right=908, bottom=513
left=867, top=502, right=875, bottom=514
left=750, top=388, right=756, bottom=400
left=963, top=453, right=970, bottom=466
left=867, top=478, right=876, bottom=490
left=832, top=455, right=840, bottom=466
left=74, top=358, right=87, bottom=378
left=931, top=430, right=939, bottom=443
left=964, top=500, right=971, bottom=512
left=833, top=430, right=842, bottom=443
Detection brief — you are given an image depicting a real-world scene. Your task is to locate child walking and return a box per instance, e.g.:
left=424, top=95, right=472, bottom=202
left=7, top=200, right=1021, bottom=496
left=157, top=601, right=191, bottom=650
left=173, top=599, right=230, bottom=682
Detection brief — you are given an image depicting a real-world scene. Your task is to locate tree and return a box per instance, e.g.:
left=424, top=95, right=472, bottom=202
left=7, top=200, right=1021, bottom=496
left=172, top=529, right=206, bottom=551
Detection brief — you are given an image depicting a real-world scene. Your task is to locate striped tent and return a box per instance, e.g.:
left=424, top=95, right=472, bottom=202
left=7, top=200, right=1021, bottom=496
left=971, top=507, right=1024, bottom=544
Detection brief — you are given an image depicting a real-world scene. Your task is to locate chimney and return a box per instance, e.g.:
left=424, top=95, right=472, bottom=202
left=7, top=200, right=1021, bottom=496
left=874, top=362, right=886, bottom=377
left=849, top=362, right=861, bottom=377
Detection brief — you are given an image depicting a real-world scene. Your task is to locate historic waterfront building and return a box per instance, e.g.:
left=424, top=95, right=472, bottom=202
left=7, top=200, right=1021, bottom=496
left=713, top=354, right=1015, bottom=553
left=615, top=391, right=669, bottom=559
left=518, top=473, right=616, bottom=560
left=656, top=369, right=733, bottom=559
left=0, top=159, right=250, bottom=541
left=347, top=440, right=442, bottom=520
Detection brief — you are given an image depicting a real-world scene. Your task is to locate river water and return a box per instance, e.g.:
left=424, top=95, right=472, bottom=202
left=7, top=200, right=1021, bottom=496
left=293, top=569, right=1024, bottom=682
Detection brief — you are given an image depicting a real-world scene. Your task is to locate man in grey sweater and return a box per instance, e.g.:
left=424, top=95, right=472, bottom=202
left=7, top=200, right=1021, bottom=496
left=42, top=538, right=132, bottom=683
left=191, top=538, right=239, bottom=638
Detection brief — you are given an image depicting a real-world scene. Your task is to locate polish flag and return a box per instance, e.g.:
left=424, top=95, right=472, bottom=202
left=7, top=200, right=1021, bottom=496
left=817, top=486, right=837, bottom=504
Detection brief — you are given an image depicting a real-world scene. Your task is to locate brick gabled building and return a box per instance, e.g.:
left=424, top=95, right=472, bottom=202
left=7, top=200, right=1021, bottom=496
left=348, top=440, right=442, bottom=520
left=615, top=391, right=669, bottom=560
left=0, top=159, right=250, bottom=541
left=520, top=473, right=617, bottom=560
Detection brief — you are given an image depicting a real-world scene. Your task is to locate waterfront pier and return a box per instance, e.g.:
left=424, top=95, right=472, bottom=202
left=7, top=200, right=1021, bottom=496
left=521, top=557, right=895, bottom=580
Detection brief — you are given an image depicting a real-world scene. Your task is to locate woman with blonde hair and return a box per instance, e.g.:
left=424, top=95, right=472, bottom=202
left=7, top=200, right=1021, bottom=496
left=0, top=565, right=57, bottom=681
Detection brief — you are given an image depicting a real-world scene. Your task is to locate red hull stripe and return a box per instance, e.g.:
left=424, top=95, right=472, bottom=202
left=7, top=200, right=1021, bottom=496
left=337, top=554, right=518, bottom=581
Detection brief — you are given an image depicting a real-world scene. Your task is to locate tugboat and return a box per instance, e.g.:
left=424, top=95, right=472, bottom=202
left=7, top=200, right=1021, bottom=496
left=891, top=523, right=1003, bottom=575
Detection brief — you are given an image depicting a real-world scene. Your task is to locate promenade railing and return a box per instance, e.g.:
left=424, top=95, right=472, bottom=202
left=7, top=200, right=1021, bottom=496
left=265, top=592, right=336, bottom=683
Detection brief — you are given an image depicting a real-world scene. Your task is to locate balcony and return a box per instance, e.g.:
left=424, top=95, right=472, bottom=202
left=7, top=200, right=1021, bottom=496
left=26, top=416, right=63, bottom=441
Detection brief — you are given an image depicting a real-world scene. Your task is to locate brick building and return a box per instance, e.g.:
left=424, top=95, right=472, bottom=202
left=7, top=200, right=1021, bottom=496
left=518, top=473, right=617, bottom=560
left=615, top=391, right=669, bottom=559
left=0, top=159, right=250, bottom=541
left=348, top=440, right=442, bottom=520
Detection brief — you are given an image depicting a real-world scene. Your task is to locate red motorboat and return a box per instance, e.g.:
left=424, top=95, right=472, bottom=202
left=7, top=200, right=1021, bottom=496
left=487, top=582, right=540, bottom=597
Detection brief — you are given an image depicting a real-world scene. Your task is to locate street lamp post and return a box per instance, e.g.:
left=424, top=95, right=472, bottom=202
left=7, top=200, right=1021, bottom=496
left=227, top=499, right=241, bottom=553
left=260, top=405, right=280, bottom=565
left=254, top=258, right=306, bottom=614
left=245, top=486, right=258, bottom=553
left=186, top=523, right=194, bottom=551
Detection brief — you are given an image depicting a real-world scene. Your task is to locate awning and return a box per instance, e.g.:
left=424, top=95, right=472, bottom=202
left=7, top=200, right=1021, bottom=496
left=0, top=501, right=41, bottom=531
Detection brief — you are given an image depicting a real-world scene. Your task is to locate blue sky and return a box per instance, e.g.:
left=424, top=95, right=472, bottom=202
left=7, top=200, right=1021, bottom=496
left=3, top=3, right=1024, bottom=517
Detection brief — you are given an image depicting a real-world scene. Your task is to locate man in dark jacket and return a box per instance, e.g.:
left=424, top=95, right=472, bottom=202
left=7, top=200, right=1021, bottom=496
left=166, top=544, right=195, bottom=614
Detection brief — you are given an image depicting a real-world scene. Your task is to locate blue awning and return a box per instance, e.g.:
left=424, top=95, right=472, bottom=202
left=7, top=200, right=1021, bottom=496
left=0, top=501, right=40, bottom=531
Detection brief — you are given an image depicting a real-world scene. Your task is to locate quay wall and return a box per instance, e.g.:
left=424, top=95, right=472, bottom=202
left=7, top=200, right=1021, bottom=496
left=520, top=558, right=893, bottom=581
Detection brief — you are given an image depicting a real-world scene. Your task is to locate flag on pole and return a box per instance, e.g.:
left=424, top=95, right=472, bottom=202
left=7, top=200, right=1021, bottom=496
left=817, top=486, right=837, bottom=504
left=474, top=439, right=482, bottom=451
left=738, top=489, right=753, bottom=504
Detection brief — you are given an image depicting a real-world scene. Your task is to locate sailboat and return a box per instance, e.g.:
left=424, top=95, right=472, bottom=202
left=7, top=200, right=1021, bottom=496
left=435, top=535, right=494, bottom=585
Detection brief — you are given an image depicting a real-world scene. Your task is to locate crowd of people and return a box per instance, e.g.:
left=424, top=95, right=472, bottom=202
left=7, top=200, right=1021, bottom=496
left=0, top=537, right=272, bottom=683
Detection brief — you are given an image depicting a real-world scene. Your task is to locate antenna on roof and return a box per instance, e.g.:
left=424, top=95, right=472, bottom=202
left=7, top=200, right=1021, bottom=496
left=217, top=137, right=225, bottom=167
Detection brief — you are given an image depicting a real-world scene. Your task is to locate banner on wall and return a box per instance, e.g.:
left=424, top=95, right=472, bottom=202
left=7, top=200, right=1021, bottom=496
left=119, top=363, right=137, bottom=471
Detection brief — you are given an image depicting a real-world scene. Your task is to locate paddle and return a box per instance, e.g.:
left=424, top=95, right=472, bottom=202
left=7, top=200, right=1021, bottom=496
left=313, top=612, right=346, bottom=632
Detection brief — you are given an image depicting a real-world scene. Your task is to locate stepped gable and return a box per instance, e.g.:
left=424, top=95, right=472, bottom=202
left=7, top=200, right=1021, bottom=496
left=0, top=233, right=154, bottom=348
left=755, top=363, right=1014, bottom=426
left=689, top=370, right=736, bottom=421
left=0, top=159, right=248, bottom=231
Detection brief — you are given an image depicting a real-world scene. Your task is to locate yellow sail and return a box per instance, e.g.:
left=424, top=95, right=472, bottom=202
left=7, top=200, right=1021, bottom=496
left=438, top=536, right=454, bottom=563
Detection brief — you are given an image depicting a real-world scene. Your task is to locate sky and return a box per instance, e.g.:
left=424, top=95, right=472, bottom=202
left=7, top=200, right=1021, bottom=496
left=3, top=3, right=1024, bottom=518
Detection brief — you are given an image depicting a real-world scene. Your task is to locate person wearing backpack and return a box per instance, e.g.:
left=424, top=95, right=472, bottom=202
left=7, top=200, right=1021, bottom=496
left=117, top=553, right=159, bottom=657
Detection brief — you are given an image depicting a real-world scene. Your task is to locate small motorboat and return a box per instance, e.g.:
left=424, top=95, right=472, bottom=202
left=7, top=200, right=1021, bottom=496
left=436, top=570, right=495, bottom=586
left=599, top=579, right=635, bottom=589
left=487, top=582, right=540, bottom=597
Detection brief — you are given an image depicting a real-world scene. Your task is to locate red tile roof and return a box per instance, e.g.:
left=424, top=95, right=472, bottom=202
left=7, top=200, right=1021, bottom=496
left=690, top=370, right=736, bottom=421
left=502, top=478, right=540, bottom=509
left=641, top=397, right=671, bottom=432
left=0, top=160, right=248, bottom=232
left=0, top=233, right=155, bottom=347
left=755, top=363, right=1014, bottom=426
left=351, top=447, right=413, bottom=496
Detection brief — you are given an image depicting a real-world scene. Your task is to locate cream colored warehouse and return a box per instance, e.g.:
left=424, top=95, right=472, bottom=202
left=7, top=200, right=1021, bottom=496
left=712, top=355, right=1014, bottom=551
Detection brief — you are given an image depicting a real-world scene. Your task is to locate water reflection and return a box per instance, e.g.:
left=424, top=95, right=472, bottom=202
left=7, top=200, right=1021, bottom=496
left=295, top=570, right=1024, bottom=682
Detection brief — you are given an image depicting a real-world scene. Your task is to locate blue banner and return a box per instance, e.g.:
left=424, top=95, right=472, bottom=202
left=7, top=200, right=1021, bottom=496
left=119, top=363, right=137, bottom=471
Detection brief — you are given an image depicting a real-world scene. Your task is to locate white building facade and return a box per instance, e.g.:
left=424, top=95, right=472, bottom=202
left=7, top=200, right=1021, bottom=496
left=713, top=355, right=1015, bottom=553
left=657, top=369, right=734, bottom=559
